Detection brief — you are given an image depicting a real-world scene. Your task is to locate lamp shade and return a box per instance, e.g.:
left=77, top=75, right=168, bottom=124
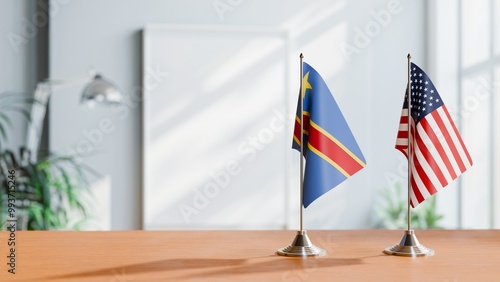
left=81, top=74, right=122, bottom=105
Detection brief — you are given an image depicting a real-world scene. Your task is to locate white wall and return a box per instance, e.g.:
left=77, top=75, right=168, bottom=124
left=49, top=0, right=426, bottom=230
left=0, top=0, right=38, bottom=150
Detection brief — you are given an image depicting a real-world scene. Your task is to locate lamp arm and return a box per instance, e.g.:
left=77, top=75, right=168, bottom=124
left=44, top=68, right=96, bottom=91
left=25, top=82, right=51, bottom=162
left=25, top=69, right=120, bottom=161
left=25, top=68, right=96, bottom=161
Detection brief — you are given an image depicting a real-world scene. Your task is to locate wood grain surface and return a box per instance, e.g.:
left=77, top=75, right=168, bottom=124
left=0, top=229, right=499, bottom=281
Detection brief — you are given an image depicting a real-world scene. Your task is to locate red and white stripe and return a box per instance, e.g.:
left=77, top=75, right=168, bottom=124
left=396, top=108, right=409, bottom=157
left=396, top=105, right=473, bottom=207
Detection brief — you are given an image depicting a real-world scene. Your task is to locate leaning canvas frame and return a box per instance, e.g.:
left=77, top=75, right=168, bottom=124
left=142, top=24, right=292, bottom=230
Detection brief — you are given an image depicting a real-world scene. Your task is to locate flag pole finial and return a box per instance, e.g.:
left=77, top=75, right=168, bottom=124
left=407, top=53, right=411, bottom=59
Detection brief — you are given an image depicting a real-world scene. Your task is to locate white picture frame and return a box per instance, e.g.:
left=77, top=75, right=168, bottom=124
left=142, top=24, right=292, bottom=230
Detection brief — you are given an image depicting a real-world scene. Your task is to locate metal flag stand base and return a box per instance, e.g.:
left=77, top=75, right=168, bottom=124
left=383, top=230, right=434, bottom=257
left=277, top=230, right=326, bottom=257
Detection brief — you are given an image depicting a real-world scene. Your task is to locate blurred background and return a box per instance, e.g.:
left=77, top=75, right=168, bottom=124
left=0, top=0, right=498, bottom=230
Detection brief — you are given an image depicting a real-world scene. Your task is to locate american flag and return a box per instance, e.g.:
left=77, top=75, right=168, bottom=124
left=396, top=62, right=473, bottom=208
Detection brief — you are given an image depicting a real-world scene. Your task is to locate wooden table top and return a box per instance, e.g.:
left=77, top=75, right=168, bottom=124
left=0, top=229, right=499, bottom=281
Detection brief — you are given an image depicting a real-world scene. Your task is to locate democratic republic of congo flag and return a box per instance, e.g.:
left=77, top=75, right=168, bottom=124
left=293, top=62, right=366, bottom=208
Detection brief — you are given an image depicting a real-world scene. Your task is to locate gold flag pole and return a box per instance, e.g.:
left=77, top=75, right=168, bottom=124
left=383, top=53, right=434, bottom=257
left=277, top=53, right=326, bottom=257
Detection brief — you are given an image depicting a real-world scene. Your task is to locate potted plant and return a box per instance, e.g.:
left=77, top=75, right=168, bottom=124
left=0, top=92, right=94, bottom=230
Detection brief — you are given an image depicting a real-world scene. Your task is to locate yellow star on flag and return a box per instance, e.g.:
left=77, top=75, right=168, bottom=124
left=302, top=71, right=312, bottom=98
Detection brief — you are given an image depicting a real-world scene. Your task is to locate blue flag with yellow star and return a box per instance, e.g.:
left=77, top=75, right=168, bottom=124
left=293, top=62, right=366, bottom=208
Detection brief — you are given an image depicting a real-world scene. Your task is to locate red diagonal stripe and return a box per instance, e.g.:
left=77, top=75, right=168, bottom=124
left=419, top=117, right=457, bottom=179
left=441, top=105, right=473, bottom=167
left=414, top=131, right=448, bottom=187
left=308, top=122, right=364, bottom=176
left=431, top=110, right=467, bottom=173
left=293, top=114, right=311, bottom=145
left=412, top=153, right=438, bottom=195
left=410, top=175, right=425, bottom=208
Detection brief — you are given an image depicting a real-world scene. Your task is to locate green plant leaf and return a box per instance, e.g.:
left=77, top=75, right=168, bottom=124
left=373, top=181, right=444, bottom=229
left=1, top=143, right=94, bottom=230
